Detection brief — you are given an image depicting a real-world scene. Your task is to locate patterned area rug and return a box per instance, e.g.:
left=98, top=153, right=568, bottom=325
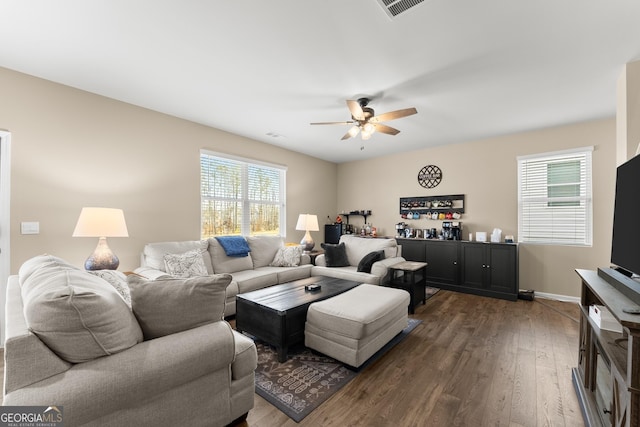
left=254, top=317, right=423, bottom=422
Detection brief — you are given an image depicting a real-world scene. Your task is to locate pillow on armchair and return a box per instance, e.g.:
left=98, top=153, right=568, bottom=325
left=321, top=242, right=350, bottom=267
left=357, top=250, right=386, bottom=273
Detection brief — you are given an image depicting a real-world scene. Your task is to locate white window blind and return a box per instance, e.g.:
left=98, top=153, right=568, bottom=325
left=517, top=147, right=593, bottom=246
left=200, top=151, right=286, bottom=238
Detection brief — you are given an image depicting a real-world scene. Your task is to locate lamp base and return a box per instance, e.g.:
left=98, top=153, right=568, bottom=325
left=85, top=237, right=120, bottom=270
left=300, top=231, right=315, bottom=253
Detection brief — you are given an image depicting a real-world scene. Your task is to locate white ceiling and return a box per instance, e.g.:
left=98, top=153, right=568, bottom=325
left=1, top=0, right=639, bottom=163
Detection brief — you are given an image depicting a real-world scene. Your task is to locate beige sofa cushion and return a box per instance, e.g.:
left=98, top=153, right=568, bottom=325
left=127, top=274, right=232, bottom=340
left=246, top=235, right=283, bottom=268
left=208, top=238, right=254, bottom=274
left=19, top=255, right=143, bottom=364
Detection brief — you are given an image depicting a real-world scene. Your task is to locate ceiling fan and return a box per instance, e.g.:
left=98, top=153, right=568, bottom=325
left=310, top=98, right=417, bottom=141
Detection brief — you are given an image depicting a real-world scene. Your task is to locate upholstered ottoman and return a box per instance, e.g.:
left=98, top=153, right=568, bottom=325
left=304, top=284, right=410, bottom=368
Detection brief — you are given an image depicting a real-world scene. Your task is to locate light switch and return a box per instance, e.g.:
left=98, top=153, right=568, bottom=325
left=21, top=221, right=40, bottom=235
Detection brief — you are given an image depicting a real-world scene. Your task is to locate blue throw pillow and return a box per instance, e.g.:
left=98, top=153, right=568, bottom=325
left=357, top=250, right=386, bottom=273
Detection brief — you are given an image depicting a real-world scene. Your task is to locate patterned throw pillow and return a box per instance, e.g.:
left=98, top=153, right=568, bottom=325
left=88, top=270, right=133, bottom=308
left=164, top=249, right=209, bottom=278
left=270, top=245, right=303, bottom=267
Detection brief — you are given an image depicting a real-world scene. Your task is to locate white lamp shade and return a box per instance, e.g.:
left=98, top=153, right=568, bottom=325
left=295, top=214, right=319, bottom=231
left=73, top=207, right=129, bottom=237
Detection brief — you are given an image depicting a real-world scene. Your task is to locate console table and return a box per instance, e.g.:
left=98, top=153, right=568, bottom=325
left=573, top=269, right=640, bottom=427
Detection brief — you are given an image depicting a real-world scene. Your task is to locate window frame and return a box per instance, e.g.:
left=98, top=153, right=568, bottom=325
left=517, top=146, right=593, bottom=246
left=200, top=150, right=287, bottom=238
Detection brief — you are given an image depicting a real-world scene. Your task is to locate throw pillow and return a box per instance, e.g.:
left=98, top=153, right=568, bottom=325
left=127, top=273, right=232, bottom=340
left=20, top=255, right=143, bottom=364
left=270, top=245, right=303, bottom=267
left=357, top=250, right=386, bottom=273
left=163, top=248, right=209, bottom=278
left=88, top=270, right=132, bottom=308
left=321, top=242, right=350, bottom=267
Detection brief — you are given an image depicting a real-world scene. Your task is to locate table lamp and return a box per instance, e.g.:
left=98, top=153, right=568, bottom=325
left=296, top=214, right=319, bottom=253
left=73, top=207, right=129, bottom=270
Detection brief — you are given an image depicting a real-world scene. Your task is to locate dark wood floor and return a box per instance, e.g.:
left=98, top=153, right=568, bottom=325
left=240, top=290, right=585, bottom=427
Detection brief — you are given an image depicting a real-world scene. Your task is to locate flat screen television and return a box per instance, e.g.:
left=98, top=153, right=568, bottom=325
left=611, top=153, right=640, bottom=277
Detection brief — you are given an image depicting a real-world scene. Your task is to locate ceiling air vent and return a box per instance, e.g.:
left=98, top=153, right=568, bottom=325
left=376, top=0, right=426, bottom=19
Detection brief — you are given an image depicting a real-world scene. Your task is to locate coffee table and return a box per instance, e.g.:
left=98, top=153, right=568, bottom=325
left=235, top=276, right=360, bottom=362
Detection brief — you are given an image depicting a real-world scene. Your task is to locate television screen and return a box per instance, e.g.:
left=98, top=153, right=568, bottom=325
left=611, top=154, right=640, bottom=277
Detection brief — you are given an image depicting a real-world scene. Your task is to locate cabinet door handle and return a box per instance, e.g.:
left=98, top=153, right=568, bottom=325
left=486, top=265, right=490, bottom=268
left=482, top=264, right=486, bottom=268
left=453, top=261, right=457, bottom=265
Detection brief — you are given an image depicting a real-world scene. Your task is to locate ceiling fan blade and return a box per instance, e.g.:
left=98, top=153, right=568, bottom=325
left=346, top=100, right=365, bottom=121
left=341, top=131, right=354, bottom=140
left=310, top=121, right=354, bottom=125
left=372, top=123, right=400, bottom=135
left=369, top=107, right=417, bottom=123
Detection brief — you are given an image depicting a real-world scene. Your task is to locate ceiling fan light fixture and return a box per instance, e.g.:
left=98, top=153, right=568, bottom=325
left=361, top=130, right=373, bottom=140
left=347, top=125, right=360, bottom=138
left=363, top=122, right=375, bottom=135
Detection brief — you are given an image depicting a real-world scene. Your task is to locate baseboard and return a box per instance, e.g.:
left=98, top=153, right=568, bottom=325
left=532, top=291, right=580, bottom=304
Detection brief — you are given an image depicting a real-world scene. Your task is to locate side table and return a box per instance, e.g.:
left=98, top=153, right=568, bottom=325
left=388, top=261, right=428, bottom=314
left=307, top=249, right=325, bottom=265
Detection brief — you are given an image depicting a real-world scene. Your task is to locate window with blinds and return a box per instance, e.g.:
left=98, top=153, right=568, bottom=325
left=517, top=147, right=593, bottom=246
left=200, top=151, right=286, bottom=238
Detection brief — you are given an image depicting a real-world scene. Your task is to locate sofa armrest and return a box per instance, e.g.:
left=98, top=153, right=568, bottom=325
left=231, top=331, right=257, bottom=380
left=314, top=254, right=326, bottom=267
left=133, top=266, right=173, bottom=280
left=371, top=256, right=406, bottom=279
left=300, top=253, right=311, bottom=265
left=4, top=277, right=72, bottom=394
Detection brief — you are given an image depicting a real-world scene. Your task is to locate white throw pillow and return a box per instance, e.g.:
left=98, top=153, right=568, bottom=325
left=164, top=249, right=209, bottom=278
left=270, top=245, right=303, bottom=267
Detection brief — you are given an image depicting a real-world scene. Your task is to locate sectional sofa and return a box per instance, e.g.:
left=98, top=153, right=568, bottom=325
left=134, top=234, right=406, bottom=316
left=4, top=254, right=256, bottom=426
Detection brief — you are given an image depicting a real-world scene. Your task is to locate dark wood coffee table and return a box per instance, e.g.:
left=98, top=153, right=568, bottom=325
left=235, top=276, right=360, bottom=362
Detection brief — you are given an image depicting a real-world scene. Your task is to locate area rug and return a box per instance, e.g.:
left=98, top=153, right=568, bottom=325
left=254, top=318, right=422, bottom=422
left=425, top=286, right=440, bottom=300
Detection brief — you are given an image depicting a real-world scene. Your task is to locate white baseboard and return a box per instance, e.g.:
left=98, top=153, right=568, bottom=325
left=532, top=291, right=580, bottom=304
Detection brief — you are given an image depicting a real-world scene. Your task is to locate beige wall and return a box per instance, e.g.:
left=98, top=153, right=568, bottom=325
left=0, top=66, right=621, bottom=298
left=0, top=67, right=337, bottom=273
left=337, top=119, right=617, bottom=297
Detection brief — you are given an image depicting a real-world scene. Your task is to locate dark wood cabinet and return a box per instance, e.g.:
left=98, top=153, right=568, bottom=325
left=424, top=240, right=459, bottom=288
left=400, top=239, right=427, bottom=262
left=460, top=242, right=518, bottom=300
left=396, top=238, right=518, bottom=301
